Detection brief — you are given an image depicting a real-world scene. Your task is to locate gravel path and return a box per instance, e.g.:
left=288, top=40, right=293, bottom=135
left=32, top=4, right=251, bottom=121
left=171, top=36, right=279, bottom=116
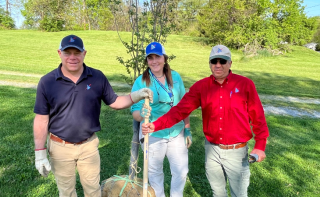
left=263, top=105, right=320, bottom=118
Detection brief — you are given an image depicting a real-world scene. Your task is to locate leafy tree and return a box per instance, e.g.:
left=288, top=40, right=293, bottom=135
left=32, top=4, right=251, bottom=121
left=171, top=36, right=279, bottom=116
left=197, top=0, right=317, bottom=49
left=85, top=0, right=114, bottom=30
left=312, top=16, right=320, bottom=47
left=21, top=0, right=71, bottom=31
left=0, top=7, right=15, bottom=29
left=109, top=1, right=177, bottom=182
left=21, top=0, right=113, bottom=31
left=110, top=0, right=175, bottom=85
left=198, top=0, right=258, bottom=49
left=169, top=0, right=206, bottom=36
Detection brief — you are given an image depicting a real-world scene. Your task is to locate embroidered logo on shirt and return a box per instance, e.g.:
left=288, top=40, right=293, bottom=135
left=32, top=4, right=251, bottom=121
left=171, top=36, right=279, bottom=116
left=86, top=84, right=91, bottom=90
left=217, top=48, right=222, bottom=53
left=151, top=45, right=156, bottom=50
left=235, top=88, right=239, bottom=93
left=69, top=37, right=75, bottom=42
left=230, top=91, right=233, bottom=98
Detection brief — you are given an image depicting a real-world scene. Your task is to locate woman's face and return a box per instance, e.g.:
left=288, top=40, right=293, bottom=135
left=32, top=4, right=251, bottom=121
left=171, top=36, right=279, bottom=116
left=147, top=54, right=165, bottom=74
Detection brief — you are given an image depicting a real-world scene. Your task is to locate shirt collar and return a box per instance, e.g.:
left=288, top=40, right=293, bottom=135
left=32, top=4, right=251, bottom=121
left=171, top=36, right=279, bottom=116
left=55, top=63, right=92, bottom=81
left=211, top=69, right=233, bottom=84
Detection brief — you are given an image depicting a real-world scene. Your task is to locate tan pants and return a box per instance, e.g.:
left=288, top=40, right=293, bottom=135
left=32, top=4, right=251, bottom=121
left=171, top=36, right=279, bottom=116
left=48, top=133, right=101, bottom=197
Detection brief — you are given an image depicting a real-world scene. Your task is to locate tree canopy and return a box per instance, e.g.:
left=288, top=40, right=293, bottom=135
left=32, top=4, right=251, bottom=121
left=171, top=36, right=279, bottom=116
left=197, top=0, right=317, bottom=49
left=0, top=7, right=15, bottom=29
left=18, top=0, right=318, bottom=50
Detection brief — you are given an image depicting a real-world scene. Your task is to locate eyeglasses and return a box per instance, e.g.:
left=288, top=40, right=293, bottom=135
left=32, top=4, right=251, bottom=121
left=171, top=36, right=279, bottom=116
left=210, top=59, right=227, bottom=65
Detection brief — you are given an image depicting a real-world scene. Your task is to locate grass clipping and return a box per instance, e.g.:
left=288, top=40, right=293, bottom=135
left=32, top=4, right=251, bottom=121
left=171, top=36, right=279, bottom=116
left=101, top=175, right=156, bottom=197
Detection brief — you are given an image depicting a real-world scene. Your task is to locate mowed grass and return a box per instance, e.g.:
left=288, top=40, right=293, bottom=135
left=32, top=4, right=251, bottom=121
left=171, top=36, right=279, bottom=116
left=0, top=86, right=319, bottom=196
left=0, top=30, right=320, bottom=196
left=1, top=30, right=320, bottom=97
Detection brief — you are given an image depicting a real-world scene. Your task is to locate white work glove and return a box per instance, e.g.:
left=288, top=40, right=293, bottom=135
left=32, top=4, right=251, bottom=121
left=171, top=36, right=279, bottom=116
left=130, top=88, right=153, bottom=103
left=140, top=103, right=152, bottom=119
left=184, top=128, right=192, bottom=148
left=35, top=149, right=51, bottom=177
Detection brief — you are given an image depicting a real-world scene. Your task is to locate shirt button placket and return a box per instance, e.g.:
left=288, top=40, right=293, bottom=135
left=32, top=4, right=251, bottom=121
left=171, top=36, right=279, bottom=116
left=219, top=85, right=223, bottom=142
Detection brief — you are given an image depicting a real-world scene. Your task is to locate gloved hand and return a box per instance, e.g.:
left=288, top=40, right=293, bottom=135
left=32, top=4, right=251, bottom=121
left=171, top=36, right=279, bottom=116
left=130, top=88, right=153, bottom=103
left=184, top=128, right=192, bottom=148
left=140, top=103, right=152, bottom=119
left=35, top=149, right=51, bottom=177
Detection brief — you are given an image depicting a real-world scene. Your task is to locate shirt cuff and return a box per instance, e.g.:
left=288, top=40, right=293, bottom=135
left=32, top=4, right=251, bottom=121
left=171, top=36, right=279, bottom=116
left=253, top=139, right=267, bottom=151
left=153, top=120, right=163, bottom=132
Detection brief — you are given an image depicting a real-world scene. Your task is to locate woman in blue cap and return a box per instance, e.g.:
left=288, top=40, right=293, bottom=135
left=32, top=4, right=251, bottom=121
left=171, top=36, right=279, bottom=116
left=131, top=42, right=191, bottom=197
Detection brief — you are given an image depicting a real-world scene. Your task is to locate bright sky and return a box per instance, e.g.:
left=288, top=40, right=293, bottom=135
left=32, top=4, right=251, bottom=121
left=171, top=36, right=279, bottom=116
left=0, top=0, right=319, bottom=29
left=303, top=0, right=320, bottom=17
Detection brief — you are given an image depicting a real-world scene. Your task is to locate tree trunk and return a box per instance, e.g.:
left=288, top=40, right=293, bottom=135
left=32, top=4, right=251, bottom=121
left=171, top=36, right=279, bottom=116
left=6, top=0, right=9, bottom=14
left=83, top=0, right=86, bottom=30
left=129, top=119, right=140, bottom=180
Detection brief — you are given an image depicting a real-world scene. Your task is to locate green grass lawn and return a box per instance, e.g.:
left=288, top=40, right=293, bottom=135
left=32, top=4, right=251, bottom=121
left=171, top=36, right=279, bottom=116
left=0, top=30, right=320, bottom=196
left=0, top=86, right=319, bottom=196
left=1, top=30, right=320, bottom=98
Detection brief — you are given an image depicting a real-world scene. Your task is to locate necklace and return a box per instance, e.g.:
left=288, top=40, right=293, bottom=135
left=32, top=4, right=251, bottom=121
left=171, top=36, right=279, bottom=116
left=155, top=74, right=164, bottom=78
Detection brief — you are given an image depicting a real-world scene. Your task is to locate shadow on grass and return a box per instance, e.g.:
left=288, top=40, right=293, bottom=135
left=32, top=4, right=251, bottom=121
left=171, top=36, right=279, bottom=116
left=248, top=116, right=320, bottom=197
left=179, top=70, right=320, bottom=99
left=0, top=86, right=319, bottom=196
left=0, top=86, right=59, bottom=196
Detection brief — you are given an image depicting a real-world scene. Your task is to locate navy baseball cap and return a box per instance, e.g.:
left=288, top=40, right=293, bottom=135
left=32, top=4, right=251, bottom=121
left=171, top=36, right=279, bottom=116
left=145, top=42, right=166, bottom=57
left=59, top=35, right=85, bottom=52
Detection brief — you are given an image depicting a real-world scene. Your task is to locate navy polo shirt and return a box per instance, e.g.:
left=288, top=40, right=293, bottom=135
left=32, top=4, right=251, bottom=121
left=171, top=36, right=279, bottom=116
left=34, top=63, right=118, bottom=143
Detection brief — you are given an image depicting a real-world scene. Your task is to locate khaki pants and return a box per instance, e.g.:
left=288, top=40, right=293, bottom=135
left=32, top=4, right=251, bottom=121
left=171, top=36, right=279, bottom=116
left=204, top=139, right=250, bottom=197
left=48, top=133, right=101, bottom=197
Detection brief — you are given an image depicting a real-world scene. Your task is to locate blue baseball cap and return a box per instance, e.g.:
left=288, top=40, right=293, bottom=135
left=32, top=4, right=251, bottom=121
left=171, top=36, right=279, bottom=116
left=145, top=42, right=166, bottom=57
left=59, top=35, right=85, bottom=52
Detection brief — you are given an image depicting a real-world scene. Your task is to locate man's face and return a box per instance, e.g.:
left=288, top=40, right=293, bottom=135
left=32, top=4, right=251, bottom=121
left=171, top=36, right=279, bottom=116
left=58, top=48, right=86, bottom=74
left=209, top=58, right=232, bottom=82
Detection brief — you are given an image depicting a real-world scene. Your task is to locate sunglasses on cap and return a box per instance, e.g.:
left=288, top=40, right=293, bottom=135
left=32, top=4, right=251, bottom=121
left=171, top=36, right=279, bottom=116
left=210, top=59, right=228, bottom=65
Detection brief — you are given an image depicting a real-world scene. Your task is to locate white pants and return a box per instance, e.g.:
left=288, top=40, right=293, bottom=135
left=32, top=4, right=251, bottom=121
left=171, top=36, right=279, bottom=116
left=141, top=130, right=189, bottom=197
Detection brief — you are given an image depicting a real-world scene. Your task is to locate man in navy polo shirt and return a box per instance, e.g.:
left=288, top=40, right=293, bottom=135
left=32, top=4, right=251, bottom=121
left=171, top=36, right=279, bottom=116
left=142, top=45, right=269, bottom=196
left=33, top=35, right=153, bottom=197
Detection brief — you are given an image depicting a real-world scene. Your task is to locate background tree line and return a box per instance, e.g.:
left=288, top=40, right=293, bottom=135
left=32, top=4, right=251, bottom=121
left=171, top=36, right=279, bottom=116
left=1, top=0, right=319, bottom=49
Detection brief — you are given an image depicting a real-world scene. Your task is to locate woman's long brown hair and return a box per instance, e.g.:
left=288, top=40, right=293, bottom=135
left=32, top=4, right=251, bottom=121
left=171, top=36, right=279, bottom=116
left=142, top=54, right=173, bottom=87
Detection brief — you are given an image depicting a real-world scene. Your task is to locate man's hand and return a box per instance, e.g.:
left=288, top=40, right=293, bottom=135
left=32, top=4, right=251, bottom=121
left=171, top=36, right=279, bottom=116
left=250, top=149, right=266, bottom=162
left=35, top=149, right=51, bottom=177
left=130, top=88, right=153, bottom=103
left=184, top=128, right=192, bottom=148
left=142, top=123, right=155, bottom=135
left=140, top=103, right=152, bottom=119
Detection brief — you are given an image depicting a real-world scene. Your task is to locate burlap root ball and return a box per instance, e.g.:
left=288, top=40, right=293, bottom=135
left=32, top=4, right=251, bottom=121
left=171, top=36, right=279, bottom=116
left=101, top=175, right=156, bottom=197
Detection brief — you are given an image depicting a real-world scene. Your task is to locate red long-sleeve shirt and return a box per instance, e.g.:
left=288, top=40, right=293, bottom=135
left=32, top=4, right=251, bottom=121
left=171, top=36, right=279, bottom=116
left=153, top=71, right=269, bottom=151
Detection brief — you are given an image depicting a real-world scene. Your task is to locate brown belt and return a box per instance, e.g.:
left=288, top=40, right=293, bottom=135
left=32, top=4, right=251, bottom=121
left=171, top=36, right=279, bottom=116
left=50, top=134, right=89, bottom=145
left=216, top=142, right=247, bottom=150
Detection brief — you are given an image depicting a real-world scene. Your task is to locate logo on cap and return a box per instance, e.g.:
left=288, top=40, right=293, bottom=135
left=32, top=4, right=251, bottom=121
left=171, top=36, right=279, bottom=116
left=69, top=37, right=75, bottom=42
left=151, top=45, right=156, bottom=50
left=217, top=48, right=222, bottom=53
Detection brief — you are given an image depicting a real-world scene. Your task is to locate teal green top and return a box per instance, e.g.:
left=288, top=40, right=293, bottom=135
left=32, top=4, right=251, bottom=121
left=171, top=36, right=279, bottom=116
left=131, top=70, right=186, bottom=139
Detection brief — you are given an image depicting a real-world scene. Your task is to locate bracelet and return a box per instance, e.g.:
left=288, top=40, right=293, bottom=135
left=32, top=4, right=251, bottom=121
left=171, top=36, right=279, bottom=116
left=35, top=148, right=46, bottom=151
left=129, top=94, right=134, bottom=103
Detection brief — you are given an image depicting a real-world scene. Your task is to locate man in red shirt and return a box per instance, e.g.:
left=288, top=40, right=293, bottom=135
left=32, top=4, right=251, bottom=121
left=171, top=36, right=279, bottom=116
left=142, top=45, right=269, bottom=196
